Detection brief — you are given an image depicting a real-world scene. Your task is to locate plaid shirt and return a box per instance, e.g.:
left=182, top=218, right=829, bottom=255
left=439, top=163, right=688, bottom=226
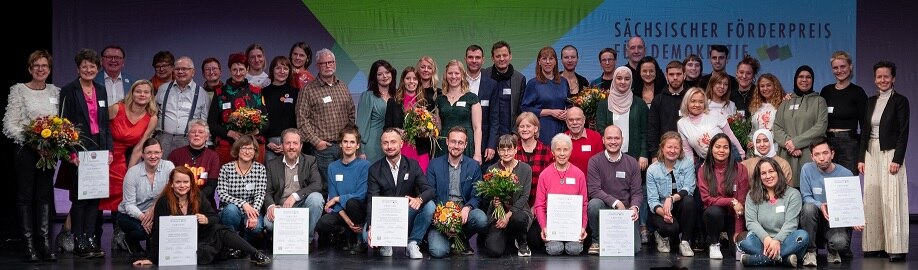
left=217, top=162, right=268, bottom=210
left=516, top=141, right=554, bottom=207
left=296, top=77, right=356, bottom=145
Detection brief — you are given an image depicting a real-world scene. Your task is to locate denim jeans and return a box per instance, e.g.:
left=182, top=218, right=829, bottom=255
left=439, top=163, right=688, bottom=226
left=220, top=203, right=265, bottom=239
left=310, top=143, right=341, bottom=187
left=799, top=203, right=850, bottom=251
left=428, top=208, right=487, bottom=258
left=739, top=230, right=809, bottom=266
left=264, top=192, right=325, bottom=238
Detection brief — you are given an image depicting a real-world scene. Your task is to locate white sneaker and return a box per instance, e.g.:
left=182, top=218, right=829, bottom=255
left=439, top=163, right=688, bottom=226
left=803, top=251, right=817, bottom=267
left=379, top=246, right=392, bottom=257
left=406, top=241, right=423, bottom=259
left=678, top=241, right=694, bottom=257
left=655, top=232, right=670, bottom=253
left=827, top=249, right=841, bottom=263
left=709, top=243, right=723, bottom=259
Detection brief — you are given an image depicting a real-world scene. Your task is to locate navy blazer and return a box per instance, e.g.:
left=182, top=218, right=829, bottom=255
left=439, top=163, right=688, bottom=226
left=59, top=78, right=112, bottom=152
left=482, top=66, right=526, bottom=136
left=426, top=155, right=482, bottom=209
left=94, top=72, right=134, bottom=100
left=477, top=74, right=498, bottom=151
left=366, top=155, right=435, bottom=224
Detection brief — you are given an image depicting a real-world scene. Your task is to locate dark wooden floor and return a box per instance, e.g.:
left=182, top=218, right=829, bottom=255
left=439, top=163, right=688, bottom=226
left=1, top=223, right=914, bottom=269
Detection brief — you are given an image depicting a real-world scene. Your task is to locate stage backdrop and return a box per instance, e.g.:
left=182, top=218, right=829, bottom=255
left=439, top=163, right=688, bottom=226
left=50, top=0, right=917, bottom=213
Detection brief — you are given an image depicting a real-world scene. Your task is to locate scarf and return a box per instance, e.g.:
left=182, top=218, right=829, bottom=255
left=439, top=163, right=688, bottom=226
left=608, top=66, right=634, bottom=115
left=792, top=65, right=815, bottom=97
left=751, top=128, right=777, bottom=158
left=491, top=64, right=515, bottom=81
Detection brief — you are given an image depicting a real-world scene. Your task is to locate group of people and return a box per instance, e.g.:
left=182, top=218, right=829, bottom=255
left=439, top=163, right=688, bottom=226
left=3, top=36, right=909, bottom=267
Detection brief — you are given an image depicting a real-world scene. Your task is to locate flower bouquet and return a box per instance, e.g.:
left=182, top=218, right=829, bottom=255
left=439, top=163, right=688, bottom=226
left=226, top=107, right=267, bottom=134
left=432, top=201, right=466, bottom=252
left=728, top=113, right=752, bottom=151
left=568, top=86, right=607, bottom=130
left=475, top=168, right=520, bottom=220
left=22, top=115, right=84, bottom=169
left=403, top=105, right=439, bottom=146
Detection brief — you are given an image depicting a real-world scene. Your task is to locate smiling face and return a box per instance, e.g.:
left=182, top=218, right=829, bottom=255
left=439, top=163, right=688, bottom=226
left=552, top=141, right=571, bottom=166
left=754, top=134, right=772, bottom=156
left=290, top=47, right=308, bottom=69
left=173, top=59, right=194, bottom=86
left=376, top=65, right=392, bottom=88
left=230, top=63, right=248, bottom=82
left=154, top=61, right=173, bottom=79
left=684, top=59, right=701, bottom=79
left=640, top=62, right=656, bottom=84
left=418, top=59, right=434, bottom=82
left=447, top=131, right=468, bottom=159
left=831, top=59, right=851, bottom=83
left=757, top=77, right=775, bottom=100
left=614, top=69, right=632, bottom=91
left=795, top=70, right=813, bottom=91
left=498, top=146, right=517, bottom=163
left=874, top=67, right=895, bottom=91
left=600, top=52, right=616, bottom=74
left=78, top=60, right=98, bottom=81
left=273, top=62, right=290, bottom=83
left=517, top=119, right=538, bottom=141
left=561, top=48, right=578, bottom=72
left=711, top=137, right=730, bottom=162
left=602, top=126, right=623, bottom=155
left=662, top=137, right=681, bottom=162
left=381, top=130, right=402, bottom=159
left=187, top=124, right=208, bottom=149
left=538, top=51, right=557, bottom=78
left=341, top=133, right=360, bottom=157
left=465, top=49, right=483, bottom=74
left=566, top=109, right=585, bottom=134
left=402, top=71, right=419, bottom=93
left=142, top=143, right=163, bottom=168
left=758, top=161, right=778, bottom=190
left=203, top=61, right=222, bottom=83
left=445, top=64, right=463, bottom=89
left=247, top=48, right=265, bottom=71
left=101, top=48, right=124, bottom=75
left=237, top=143, right=256, bottom=162
left=688, top=91, right=706, bottom=116
left=29, top=57, right=50, bottom=82
left=710, top=50, right=727, bottom=72
left=712, top=78, right=729, bottom=101
left=282, top=132, right=302, bottom=161
left=736, top=64, right=754, bottom=89
left=627, top=37, right=645, bottom=64
left=492, top=46, right=512, bottom=71
left=131, top=83, right=153, bottom=106
left=171, top=172, right=192, bottom=197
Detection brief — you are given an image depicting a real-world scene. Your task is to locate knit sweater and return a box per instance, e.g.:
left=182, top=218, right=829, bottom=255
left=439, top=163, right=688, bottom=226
left=745, top=188, right=803, bottom=242
left=698, top=161, right=749, bottom=234
left=586, top=151, right=644, bottom=208
left=327, top=158, right=370, bottom=213
left=3, top=83, right=61, bottom=144
left=799, top=162, right=853, bottom=205
left=534, top=163, right=588, bottom=229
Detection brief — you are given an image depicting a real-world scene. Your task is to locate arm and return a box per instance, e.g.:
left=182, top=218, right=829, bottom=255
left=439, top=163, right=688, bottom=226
left=295, top=87, right=322, bottom=146
left=487, top=86, right=500, bottom=149
left=216, top=165, right=247, bottom=208
left=509, top=164, right=532, bottom=214
left=579, top=172, right=589, bottom=229
left=206, top=94, right=229, bottom=140
left=383, top=99, right=401, bottom=129
left=423, top=162, right=440, bottom=203
left=2, top=87, right=26, bottom=143
left=586, top=158, right=618, bottom=207
left=520, top=81, right=542, bottom=116
left=771, top=103, right=789, bottom=145
left=196, top=87, right=209, bottom=122
left=773, top=190, right=802, bottom=242
left=790, top=98, right=828, bottom=148
left=645, top=166, right=663, bottom=212
left=108, top=103, right=119, bottom=120
left=533, top=174, right=549, bottom=229
left=326, top=165, right=340, bottom=210
left=697, top=169, right=733, bottom=207
left=465, top=163, right=482, bottom=209
left=676, top=158, right=696, bottom=198
left=799, top=166, right=818, bottom=205
left=252, top=165, right=268, bottom=210
left=744, top=197, right=769, bottom=240
left=734, top=165, right=750, bottom=233
left=595, top=101, right=610, bottom=135
left=129, top=115, right=158, bottom=166
left=355, top=92, right=372, bottom=152
left=121, top=167, right=144, bottom=219
left=471, top=103, right=482, bottom=159
left=415, top=163, right=436, bottom=203
left=365, top=165, right=380, bottom=225
left=720, top=121, right=746, bottom=158
left=680, top=131, right=695, bottom=162
left=262, top=164, right=277, bottom=210
left=338, top=164, right=368, bottom=209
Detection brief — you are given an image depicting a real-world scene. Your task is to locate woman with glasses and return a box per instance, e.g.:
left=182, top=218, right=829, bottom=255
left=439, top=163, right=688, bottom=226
left=217, top=135, right=268, bottom=240
left=208, top=53, right=268, bottom=164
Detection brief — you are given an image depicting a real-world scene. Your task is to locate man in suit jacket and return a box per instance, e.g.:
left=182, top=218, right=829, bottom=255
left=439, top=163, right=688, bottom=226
left=482, top=41, right=527, bottom=146
left=263, top=129, right=325, bottom=238
left=95, top=45, right=134, bottom=104
left=466, top=44, right=499, bottom=168
left=366, top=128, right=436, bottom=259
left=425, top=127, right=488, bottom=258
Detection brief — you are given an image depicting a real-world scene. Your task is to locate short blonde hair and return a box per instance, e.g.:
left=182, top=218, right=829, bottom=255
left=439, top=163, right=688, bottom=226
left=515, top=112, right=540, bottom=138
left=679, top=87, right=708, bottom=117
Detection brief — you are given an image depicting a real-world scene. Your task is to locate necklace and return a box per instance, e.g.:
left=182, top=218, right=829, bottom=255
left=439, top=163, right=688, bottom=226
left=236, top=161, right=252, bottom=176
left=554, top=163, right=569, bottom=184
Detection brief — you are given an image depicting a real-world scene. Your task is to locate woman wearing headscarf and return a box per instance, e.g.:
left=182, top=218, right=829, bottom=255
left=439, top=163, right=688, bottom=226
left=772, top=66, right=827, bottom=187
left=741, top=129, right=793, bottom=184
left=596, top=66, right=649, bottom=167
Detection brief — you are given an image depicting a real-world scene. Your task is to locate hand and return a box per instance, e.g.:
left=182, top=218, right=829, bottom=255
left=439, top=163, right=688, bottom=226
left=196, top=213, right=208, bottom=224
left=492, top=198, right=502, bottom=209
left=783, top=93, right=793, bottom=101
left=246, top=217, right=257, bottom=230
left=366, top=227, right=375, bottom=248
left=324, top=198, right=338, bottom=213
left=242, top=203, right=258, bottom=219
left=579, top=228, right=588, bottom=242
left=460, top=206, right=471, bottom=224
left=267, top=142, right=283, bottom=153
left=857, top=162, right=865, bottom=175
left=139, top=212, right=153, bottom=228
left=283, top=196, right=297, bottom=208
left=541, top=229, right=548, bottom=241
left=227, top=130, right=242, bottom=140
left=733, top=200, right=745, bottom=216
left=631, top=207, right=639, bottom=221
left=890, top=162, right=900, bottom=174
left=315, top=140, right=330, bottom=151
left=133, top=259, right=153, bottom=265
left=638, top=157, right=648, bottom=170
left=70, top=156, right=80, bottom=166
left=853, top=225, right=864, bottom=232
left=820, top=203, right=830, bottom=221
left=266, top=206, right=275, bottom=222
left=348, top=223, right=362, bottom=233
left=108, top=151, right=114, bottom=165
left=614, top=201, right=625, bottom=210
left=495, top=212, right=511, bottom=229
left=784, top=140, right=796, bottom=152
left=484, top=149, right=495, bottom=161
left=791, top=149, right=802, bottom=157
left=473, top=154, right=482, bottom=165
left=651, top=157, right=658, bottom=164
left=407, top=196, right=421, bottom=210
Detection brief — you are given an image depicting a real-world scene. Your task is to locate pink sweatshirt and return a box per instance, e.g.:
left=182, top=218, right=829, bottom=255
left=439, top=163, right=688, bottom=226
left=534, top=162, right=589, bottom=230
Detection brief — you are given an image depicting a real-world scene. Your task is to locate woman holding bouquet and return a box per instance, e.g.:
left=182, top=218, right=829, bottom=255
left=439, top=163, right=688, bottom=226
left=533, top=133, right=588, bottom=256
left=208, top=52, right=267, bottom=164
left=357, top=60, right=396, bottom=162
left=482, top=134, right=533, bottom=257
left=521, top=47, right=569, bottom=145
left=384, top=66, right=436, bottom=171
left=3, top=50, right=61, bottom=262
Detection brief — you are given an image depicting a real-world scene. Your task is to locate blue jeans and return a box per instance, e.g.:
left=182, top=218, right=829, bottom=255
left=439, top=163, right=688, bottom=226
left=428, top=208, right=487, bottom=258
left=220, top=203, right=265, bottom=239
left=310, top=143, right=341, bottom=186
left=264, top=192, right=325, bottom=238
left=739, top=230, right=809, bottom=266
left=365, top=200, right=436, bottom=244
left=117, top=214, right=149, bottom=246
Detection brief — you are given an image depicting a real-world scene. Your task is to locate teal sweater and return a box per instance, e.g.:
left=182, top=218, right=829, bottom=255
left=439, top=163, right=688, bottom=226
left=744, top=187, right=802, bottom=242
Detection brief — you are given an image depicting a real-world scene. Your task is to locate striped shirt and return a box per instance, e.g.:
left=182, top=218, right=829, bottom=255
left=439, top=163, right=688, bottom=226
left=217, top=162, right=268, bottom=210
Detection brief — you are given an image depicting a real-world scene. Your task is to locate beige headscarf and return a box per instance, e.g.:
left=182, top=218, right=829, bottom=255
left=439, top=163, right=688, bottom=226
left=608, top=66, right=634, bottom=114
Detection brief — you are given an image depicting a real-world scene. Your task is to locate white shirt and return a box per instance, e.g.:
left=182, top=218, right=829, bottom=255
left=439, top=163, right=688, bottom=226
left=611, top=110, right=632, bottom=153
left=708, top=100, right=737, bottom=117
left=388, top=156, right=401, bottom=187
left=751, top=103, right=777, bottom=132
left=105, top=72, right=126, bottom=103
left=677, top=112, right=728, bottom=157
left=467, top=72, right=482, bottom=95
left=246, top=71, right=270, bottom=88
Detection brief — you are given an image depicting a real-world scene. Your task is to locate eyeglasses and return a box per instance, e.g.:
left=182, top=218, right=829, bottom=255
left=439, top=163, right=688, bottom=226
left=240, top=147, right=256, bottom=152
left=174, top=67, right=193, bottom=73
left=204, top=67, right=220, bottom=73
left=600, top=58, right=616, bottom=63
left=155, top=64, right=173, bottom=70
left=103, top=55, right=124, bottom=61
left=317, top=60, right=336, bottom=66
left=31, top=64, right=50, bottom=70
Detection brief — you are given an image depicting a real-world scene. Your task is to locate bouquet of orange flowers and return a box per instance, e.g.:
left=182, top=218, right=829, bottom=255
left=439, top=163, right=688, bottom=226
left=728, top=113, right=752, bottom=150
left=226, top=107, right=267, bottom=134
left=569, top=86, right=607, bottom=129
left=432, top=201, right=466, bottom=252
left=403, top=105, right=439, bottom=146
left=475, top=168, right=520, bottom=220
left=22, top=115, right=84, bottom=169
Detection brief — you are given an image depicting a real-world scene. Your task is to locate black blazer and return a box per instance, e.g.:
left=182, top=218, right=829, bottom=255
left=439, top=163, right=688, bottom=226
left=59, top=78, right=112, bottom=151
left=859, top=91, right=909, bottom=164
left=263, top=154, right=324, bottom=213
left=366, top=155, right=435, bottom=224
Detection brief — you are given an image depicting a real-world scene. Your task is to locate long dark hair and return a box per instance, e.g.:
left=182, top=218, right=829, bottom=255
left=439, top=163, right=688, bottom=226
left=368, top=59, right=397, bottom=98
left=702, top=133, right=736, bottom=197
left=748, top=158, right=789, bottom=204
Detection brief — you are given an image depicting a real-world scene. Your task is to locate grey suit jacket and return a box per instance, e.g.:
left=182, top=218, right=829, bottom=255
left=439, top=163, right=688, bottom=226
left=262, top=154, right=324, bottom=213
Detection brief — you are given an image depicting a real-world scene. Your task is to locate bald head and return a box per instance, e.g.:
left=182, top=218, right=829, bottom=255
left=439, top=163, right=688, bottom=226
left=627, top=37, right=646, bottom=67
left=603, top=125, right=623, bottom=154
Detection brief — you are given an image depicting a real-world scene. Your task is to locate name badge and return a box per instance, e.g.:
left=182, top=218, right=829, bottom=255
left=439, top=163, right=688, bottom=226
left=49, top=97, right=58, bottom=104
left=222, top=103, right=231, bottom=110
left=733, top=185, right=737, bottom=192
left=480, top=100, right=489, bottom=107
left=789, top=104, right=799, bottom=110
left=616, top=171, right=626, bottom=178
left=284, top=97, right=294, bottom=103
left=98, top=100, right=106, bottom=107
left=827, top=107, right=834, bottom=113
left=199, top=172, right=208, bottom=179
left=245, top=183, right=255, bottom=191
left=677, top=110, right=683, bottom=117
left=322, top=96, right=332, bottom=103
left=776, top=205, right=786, bottom=213
left=293, top=175, right=299, bottom=182
left=738, top=110, right=746, bottom=116
left=335, top=174, right=344, bottom=182
left=813, top=187, right=823, bottom=195
left=456, top=101, right=467, bottom=107
left=581, top=145, right=591, bottom=152
left=403, top=173, right=409, bottom=180
left=502, top=88, right=511, bottom=95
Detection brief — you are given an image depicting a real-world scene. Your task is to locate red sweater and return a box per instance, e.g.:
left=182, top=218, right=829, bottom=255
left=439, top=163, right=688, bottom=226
left=698, top=161, right=749, bottom=234
left=565, top=128, right=604, bottom=174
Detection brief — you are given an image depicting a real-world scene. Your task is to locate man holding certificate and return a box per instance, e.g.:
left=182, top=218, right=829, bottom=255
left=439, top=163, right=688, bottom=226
left=798, top=138, right=861, bottom=266
left=426, top=127, right=488, bottom=258
left=366, top=128, right=436, bottom=259
left=586, top=125, right=643, bottom=255
left=263, top=129, right=326, bottom=244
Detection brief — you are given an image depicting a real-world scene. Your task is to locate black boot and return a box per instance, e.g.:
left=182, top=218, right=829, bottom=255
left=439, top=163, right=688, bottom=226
left=17, top=205, right=39, bottom=262
left=88, top=234, right=105, bottom=258
left=36, top=204, right=56, bottom=261
left=74, top=234, right=93, bottom=259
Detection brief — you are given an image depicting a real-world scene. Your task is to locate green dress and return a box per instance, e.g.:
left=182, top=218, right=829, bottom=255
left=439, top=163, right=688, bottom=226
left=436, top=92, right=479, bottom=157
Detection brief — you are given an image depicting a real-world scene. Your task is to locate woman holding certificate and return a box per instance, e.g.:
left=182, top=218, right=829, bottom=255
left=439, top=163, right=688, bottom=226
left=737, top=158, right=808, bottom=267
left=132, top=166, right=270, bottom=266
left=857, top=61, right=910, bottom=262
left=533, top=134, right=588, bottom=256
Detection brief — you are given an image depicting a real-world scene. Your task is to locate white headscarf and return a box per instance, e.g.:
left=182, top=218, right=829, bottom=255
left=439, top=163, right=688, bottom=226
left=608, top=66, right=634, bottom=114
left=752, top=128, right=777, bottom=158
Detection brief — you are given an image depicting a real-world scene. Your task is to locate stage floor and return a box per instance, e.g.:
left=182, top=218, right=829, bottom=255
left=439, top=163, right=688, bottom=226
left=1, top=223, right=914, bottom=269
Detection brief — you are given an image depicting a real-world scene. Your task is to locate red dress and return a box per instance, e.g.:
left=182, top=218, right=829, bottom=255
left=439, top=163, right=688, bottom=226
left=99, top=105, right=151, bottom=211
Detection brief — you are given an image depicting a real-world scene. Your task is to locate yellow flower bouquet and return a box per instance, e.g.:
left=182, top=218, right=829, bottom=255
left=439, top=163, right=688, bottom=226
left=22, top=115, right=84, bottom=169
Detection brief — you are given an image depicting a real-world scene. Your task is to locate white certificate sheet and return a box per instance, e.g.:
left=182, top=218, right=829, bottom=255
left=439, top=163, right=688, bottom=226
left=370, top=197, right=409, bottom=247
left=273, top=208, right=310, bottom=255
left=77, top=150, right=109, bottom=200
left=546, top=194, right=583, bottom=242
left=599, top=210, right=634, bottom=256
left=824, top=176, right=865, bottom=228
left=158, top=215, right=197, bottom=266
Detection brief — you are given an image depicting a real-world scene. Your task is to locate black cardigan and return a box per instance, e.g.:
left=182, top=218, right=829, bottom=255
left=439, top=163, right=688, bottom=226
left=858, top=91, right=909, bottom=164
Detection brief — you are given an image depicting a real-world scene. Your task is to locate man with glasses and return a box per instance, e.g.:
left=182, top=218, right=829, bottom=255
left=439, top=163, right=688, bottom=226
left=95, top=45, right=133, bottom=103
left=155, top=56, right=209, bottom=157
left=296, top=48, right=356, bottom=186
left=590, top=48, right=618, bottom=90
